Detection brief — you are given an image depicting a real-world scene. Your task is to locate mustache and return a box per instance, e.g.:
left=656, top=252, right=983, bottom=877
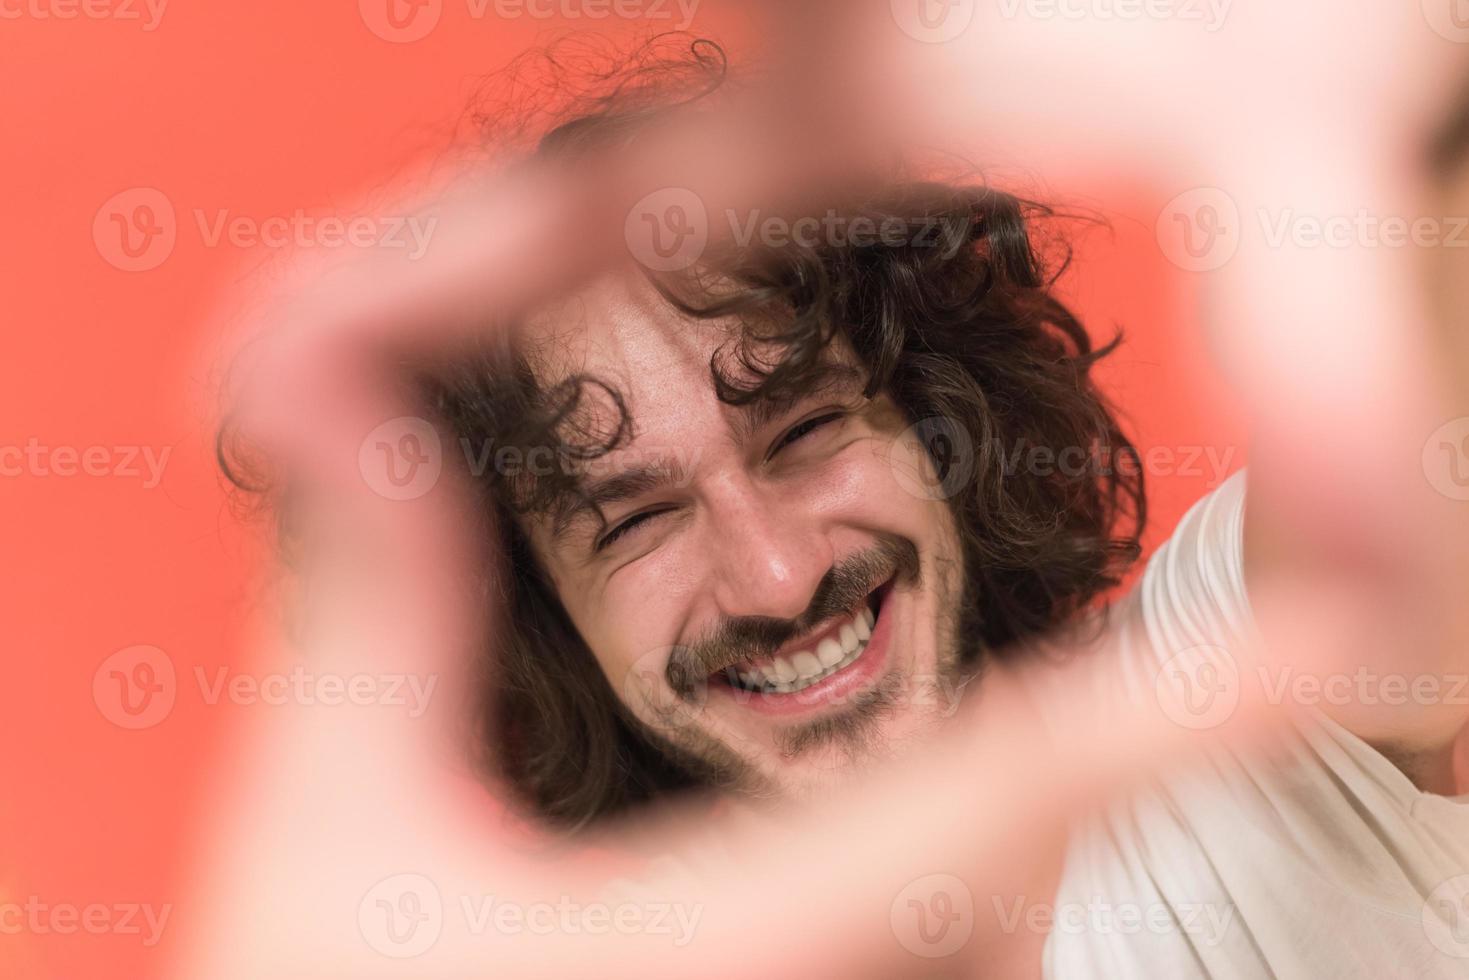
left=666, top=535, right=920, bottom=697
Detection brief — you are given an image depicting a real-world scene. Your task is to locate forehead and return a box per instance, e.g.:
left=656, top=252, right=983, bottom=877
left=513, top=271, right=870, bottom=548
left=515, top=273, right=745, bottom=556
left=520, top=270, right=736, bottom=436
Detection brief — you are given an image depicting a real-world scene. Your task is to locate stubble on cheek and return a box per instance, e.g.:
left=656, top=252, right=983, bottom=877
left=629, top=699, right=780, bottom=800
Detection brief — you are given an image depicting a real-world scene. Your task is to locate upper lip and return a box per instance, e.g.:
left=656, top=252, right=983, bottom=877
left=710, top=575, right=889, bottom=676
left=733, top=611, right=857, bottom=672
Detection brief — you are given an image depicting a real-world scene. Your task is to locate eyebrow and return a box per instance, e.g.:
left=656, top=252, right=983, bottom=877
left=726, top=361, right=868, bottom=444
left=547, top=360, right=869, bottom=548
left=549, top=457, right=689, bottom=545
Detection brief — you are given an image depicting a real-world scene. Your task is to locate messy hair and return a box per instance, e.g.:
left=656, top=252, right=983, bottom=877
left=221, top=34, right=1146, bottom=830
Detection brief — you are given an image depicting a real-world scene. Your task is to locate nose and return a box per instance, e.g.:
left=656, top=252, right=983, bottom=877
left=702, top=472, right=834, bottom=622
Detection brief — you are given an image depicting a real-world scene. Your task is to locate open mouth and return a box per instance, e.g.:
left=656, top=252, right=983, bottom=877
left=715, top=579, right=891, bottom=698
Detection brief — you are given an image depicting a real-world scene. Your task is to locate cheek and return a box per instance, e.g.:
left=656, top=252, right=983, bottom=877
left=537, top=535, right=713, bottom=720
left=557, top=431, right=961, bottom=690
left=801, top=436, right=958, bottom=549
left=573, top=573, right=698, bottom=712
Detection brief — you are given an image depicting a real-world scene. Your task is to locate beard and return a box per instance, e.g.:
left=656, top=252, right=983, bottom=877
left=623, top=533, right=977, bottom=805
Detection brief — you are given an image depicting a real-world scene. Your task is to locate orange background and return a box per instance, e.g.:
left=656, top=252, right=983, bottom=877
left=0, top=4, right=1245, bottom=977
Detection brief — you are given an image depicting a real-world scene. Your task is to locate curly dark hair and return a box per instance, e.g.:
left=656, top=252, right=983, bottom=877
left=221, top=33, right=1146, bottom=831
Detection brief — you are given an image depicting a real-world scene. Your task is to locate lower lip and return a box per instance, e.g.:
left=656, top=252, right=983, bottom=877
left=709, top=584, right=896, bottom=718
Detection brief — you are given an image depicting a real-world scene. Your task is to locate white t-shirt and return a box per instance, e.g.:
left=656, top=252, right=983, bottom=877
left=1040, top=470, right=1469, bottom=979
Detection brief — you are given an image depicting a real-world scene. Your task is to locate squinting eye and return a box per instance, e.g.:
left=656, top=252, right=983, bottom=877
left=772, top=411, right=845, bottom=457
left=596, top=508, right=672, bottom=552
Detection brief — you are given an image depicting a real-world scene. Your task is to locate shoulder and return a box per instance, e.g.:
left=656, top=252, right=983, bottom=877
left=1020, top=471, right=1255, bottom=707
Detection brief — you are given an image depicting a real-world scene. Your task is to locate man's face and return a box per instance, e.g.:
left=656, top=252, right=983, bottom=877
left=521, top=271, right=971, bottom=801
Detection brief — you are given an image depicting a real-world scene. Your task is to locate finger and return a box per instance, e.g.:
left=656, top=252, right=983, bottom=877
left=170, top=582, right=1290, bottom=979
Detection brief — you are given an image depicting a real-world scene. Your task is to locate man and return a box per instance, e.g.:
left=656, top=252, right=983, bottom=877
left=396, top=45, right=1468, bottom=978
left=204, top=16, right=1469, bottom=979
left=431, top=162, right=1145, bottom=826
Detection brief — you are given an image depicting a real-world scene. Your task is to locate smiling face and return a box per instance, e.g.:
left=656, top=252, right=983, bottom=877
left=517, top=270, right=972, bottom=802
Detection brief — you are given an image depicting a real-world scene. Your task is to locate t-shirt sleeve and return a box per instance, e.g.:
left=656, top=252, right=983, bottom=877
left=1131, top=468, right=1256, bottom=668
left=1022, top=469, right=1257, bottom=732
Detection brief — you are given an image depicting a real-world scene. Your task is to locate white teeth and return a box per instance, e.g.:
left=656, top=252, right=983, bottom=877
left=730, top=602, right=878, bottom=695
left=769, top=656, right=797, bottom=684
left=792, top=651, right=824, bottom=677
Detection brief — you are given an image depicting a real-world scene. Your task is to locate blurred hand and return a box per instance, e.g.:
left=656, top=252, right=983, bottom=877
left=177, top=6, right=1469, bottom=977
